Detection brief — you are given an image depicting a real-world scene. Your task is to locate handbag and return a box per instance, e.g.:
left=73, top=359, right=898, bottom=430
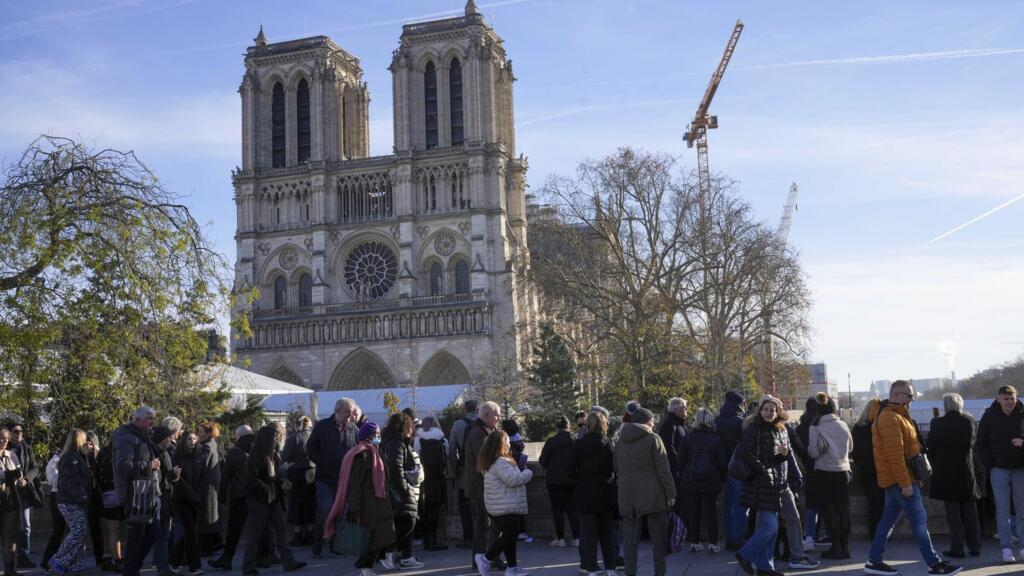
left=126, top=478, right=157, bottom=525
left=332, top=520, right=370, bottom=557
left=908, top=453, right=932, bottom=482
left=727, top=427, right=761, bottom=482
left=664, top=510, right=687, bottom=554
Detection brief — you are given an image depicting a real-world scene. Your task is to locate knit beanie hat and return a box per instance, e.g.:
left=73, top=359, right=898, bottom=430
left=590, top=405, right=610, bottom=418
left=632, top=408, right=654, bottom=425
left=357, top=422, right=379, bottom=441
left=725, top=390, right=744, bottom=405
left=151, top=426, right=173, bottom=445
left=501, top=419, right=520, bottom=437
left=624, top=400, right=641, bottom=415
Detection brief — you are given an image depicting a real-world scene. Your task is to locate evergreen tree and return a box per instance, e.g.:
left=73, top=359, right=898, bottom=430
left=527, top=322, right=580, bottom=421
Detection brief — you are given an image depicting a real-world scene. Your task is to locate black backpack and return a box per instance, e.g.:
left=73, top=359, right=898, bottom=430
left=684, top=443, right=715, bottom=484
left=419, top=438, right=445, bottom=480
left=455, top=417, right=473, bottom=472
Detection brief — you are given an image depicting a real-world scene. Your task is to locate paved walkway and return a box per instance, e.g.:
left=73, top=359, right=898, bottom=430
left=203, top=539, right=1021, bottom=576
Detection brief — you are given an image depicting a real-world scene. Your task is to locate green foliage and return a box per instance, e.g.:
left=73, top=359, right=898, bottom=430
left=526, top=322, right=580, bottom=421
left=0, top=136, right=245, bottom=448
left=435, top=401, right=465, bottom=437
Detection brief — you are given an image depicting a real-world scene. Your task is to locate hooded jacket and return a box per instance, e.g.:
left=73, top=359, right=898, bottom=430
left=678, top=426, right=728, bottom=494
left=738, top=416, right=790, bottom=512
left=382, top=433, right=422, bottom=518
left=657, top=412, right=688, bottom=481
left=714, top=392, right=745, bottom=457
left=221, top=433, right=255, bottom=501
left=568, top=432, right=617, bottom=515
left=976, top=398, right=1024, bottom=471
left=539, top=429, right=575, bottom=485
left=870, top=399, right=922, bottom=489
left=613, top=423, right=676, bottom=517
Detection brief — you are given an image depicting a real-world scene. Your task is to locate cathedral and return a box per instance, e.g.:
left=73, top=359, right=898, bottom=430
left=230, top=1, right=535, bottom=392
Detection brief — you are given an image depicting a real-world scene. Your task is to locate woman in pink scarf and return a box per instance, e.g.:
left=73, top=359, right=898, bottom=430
left=323, top=422, right=393, bottom=576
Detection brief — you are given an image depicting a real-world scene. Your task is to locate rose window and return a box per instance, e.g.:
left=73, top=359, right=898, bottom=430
left=344, top=241, right=398, bottom=300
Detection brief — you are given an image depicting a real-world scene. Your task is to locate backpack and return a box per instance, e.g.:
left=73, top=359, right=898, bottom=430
left=455, top=417, right=473, bottom=472
left=684, top=443, right=715, bottom=484
left=419, top=438, right=445, bottom=480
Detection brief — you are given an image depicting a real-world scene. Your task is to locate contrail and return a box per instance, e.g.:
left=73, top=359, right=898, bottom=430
left=930, top=191, right=1024, bottom=243
left=739, top=47, right=1024, bottom=71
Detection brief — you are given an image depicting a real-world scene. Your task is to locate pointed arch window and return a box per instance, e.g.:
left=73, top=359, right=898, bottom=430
left=454, top=259, right=470, bottom=294
left=273, top=276, right=287, bottom=309
left=429, top=262, right=444, bottom=296
left=424, top=62, right=438, bottom=149
left=271, top=82, right=286, bottom=167
left=449, top=58, right=464, bottom=146
left=296, top=79, right=311, bottom=163
left=298, top=273, right=313, bottom=307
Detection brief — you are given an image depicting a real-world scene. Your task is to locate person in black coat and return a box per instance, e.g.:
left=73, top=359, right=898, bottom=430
left=679, top=409, right=727, bottom=552
left=657, top=398, right=688, bottom=492
left=150, top=426, right=180, bottom=576
left=851, top=402, right=883, bottom=540
left=380, top=413, right=424, bottom=571
left=539, top=416, right=579, bottom=547
left=171, top=432, right=205, bottom=574
left=413, top=416, right=448, bottom=551
left=795, top=397, right=824, bottom=545
left=568, top=412, right=618, bottom=575
left=50, top=429, right=93, bottom=574
left=735, top=396, right=790, bottom=576
left=241, top=426, right=305, bottom=576
left=282, top=417, right=314, bottom=547
left=928, top=394, right=983, bottom=558
left=209, top=426, right=254, bottom=570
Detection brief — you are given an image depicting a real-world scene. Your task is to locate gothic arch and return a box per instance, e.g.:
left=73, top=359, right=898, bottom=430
left=258, top=243, right=310, bottom=285
left=285, top=65, right=314, bottom=90
left=270, top=365, right=303, bottom=386
left=414, top=50, right=440, bottom=72
left=441, top=47, right=468, bottom=67
left=417, top=350, right=472, bottom=387
left=328, top=348, right=395, bottom=391
left=415, top=227, right=470, bottom=266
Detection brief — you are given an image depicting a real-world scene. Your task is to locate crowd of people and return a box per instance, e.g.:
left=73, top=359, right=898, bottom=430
left=0, top=380, right=1022, bottom=576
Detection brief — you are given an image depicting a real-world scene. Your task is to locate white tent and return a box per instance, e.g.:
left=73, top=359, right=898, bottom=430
left=195, top=364, right=313, bottom=409
left=261, top=384, right=470, bottom=426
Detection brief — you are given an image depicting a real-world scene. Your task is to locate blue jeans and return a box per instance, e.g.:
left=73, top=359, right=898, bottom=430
left=804, top=508, right=817, bottom=540
left=723, top=476, right=747, bottom=544
left=313, top=481, right=337, bottom=549
left=869, top=483, right=940, bottom=566
left=152, top=508, right=172, bottom=572
left=739, top=510, right=778, bottom=571
left=990, top=468, right=1024, bottom=549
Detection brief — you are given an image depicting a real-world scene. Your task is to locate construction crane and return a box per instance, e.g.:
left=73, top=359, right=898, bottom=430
left=683, top=19, right=744, bottom=202
left=778, top=182, right=799, bottom=242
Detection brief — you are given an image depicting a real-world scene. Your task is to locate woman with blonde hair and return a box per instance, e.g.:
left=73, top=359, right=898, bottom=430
left=476, top=430, right=533, bottom=576
left=50, top=429, right=93, bottom=575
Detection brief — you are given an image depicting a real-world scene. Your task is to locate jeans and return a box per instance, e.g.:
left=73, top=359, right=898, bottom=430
left=943, top=499, right=981, bottom=554
left=152, top=509, right=172, bottom=573
left=990, top=467, right=1024, bottom=550
left=242, top=502, right=296, bottom=572
left=723, top=476, right=746, bottom=544
left=803, top=507, right=817, bottom=540
left=622, top=512, right=668, bottom=576
left=18, top=499, right=31, bottom=556
left=739, top=510, right=778, bottom=571
left=313, top=481, right=337, bottom=551
left=780, top=488, right=805, bottom=559
left=869, top=483, right=940, bottom=566
left=579, top=511, right=617, bottom=572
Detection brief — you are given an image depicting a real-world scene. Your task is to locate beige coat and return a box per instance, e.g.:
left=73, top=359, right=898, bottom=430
left=483, top=457, right=532, bottom=516
left=613, top=423, right=676, bottom=517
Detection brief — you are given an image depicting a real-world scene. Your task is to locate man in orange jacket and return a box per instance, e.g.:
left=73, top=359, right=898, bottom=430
left=863, top=380, right=962, bottom=576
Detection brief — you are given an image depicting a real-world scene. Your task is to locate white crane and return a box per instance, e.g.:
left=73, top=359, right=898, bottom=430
left=778, top=182, right=799, bottom=242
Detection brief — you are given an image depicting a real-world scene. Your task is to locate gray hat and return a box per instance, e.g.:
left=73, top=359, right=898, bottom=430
left=632, top=408, right=654, bottom=425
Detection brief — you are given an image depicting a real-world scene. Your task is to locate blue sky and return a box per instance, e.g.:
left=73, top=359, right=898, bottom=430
left=2, top=0, right=1023, bottom=391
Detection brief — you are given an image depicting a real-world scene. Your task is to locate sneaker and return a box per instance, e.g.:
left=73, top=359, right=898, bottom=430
left=550, top=538, right=566, bottom=548
left=735, top=552, right=754, bottom=576
left=689, top=543, right=704, bottom=553
left=863, top=562, right=899, bottom=575
left=518, top=533, right=535, bottom=543
left=814, top=536, right=833, bottom=547
left=802, top=536, right=815, bottom=552
left=398, top=557, right=424, bottom=569
left=707, top=544, right=721, bottom=554
left=358, top=569, right=378, bottom=576
left=378, top=552, right=395, bottom=571
left=1003, top=548, right=1016, bottom=563
left=474, top=553, right=491, bottom=576
left=504, top=569, right=529, bottom=576
left=510, top=568, right=529, bottom=575
left=282, top=562, right=306, bottom=573
left=927, top=561, right=961, bottom=575
left=789, top=557, right=819, bottom=570
left=572, top=538, right=579, bottom=547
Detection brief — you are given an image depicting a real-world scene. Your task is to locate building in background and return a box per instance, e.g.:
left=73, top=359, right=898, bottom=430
left=230, top=1, right=536, bottom=397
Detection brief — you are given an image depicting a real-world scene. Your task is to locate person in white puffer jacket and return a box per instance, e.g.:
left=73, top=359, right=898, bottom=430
left=475, top=430, right=532, bottom=576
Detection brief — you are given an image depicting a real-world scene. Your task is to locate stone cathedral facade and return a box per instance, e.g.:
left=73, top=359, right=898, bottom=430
left=231, top=2, right=535, bottom=392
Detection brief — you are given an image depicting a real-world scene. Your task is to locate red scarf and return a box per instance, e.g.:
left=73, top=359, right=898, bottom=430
left=322, top=442, right=385, bottom=540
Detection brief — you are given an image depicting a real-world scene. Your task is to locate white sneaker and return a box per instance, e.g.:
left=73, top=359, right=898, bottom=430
left=689, top=543, right=704, bottom=553
left=399, top=556, right=424, bottom=569
left=504, top=568, right=529, bottom=576
left=378, top=552, right=395, bottom=570
left=550, top=538, right=566, bottom=548
left=512, top=568, right=530, bottom=575
left=706, top=543, right=721, bottom=554
left=1002, top=548, right=1016, bottom=563
left=359, top=569, right=378, bottom=576
left=572, top=538, right=579, bottom=547
left=802, top=536, right=815, bottom=552
left=475, top=553, right=491, bottom=576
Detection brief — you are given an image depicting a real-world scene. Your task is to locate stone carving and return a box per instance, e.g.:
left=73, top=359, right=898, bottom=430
left=417, top=225, right=430, bottom=239
left=279, top=247, right=299, bottom=270
left=458, top=221, right=471, bottom=235
left=330, top=230, right=341, bottom=243
left=258, top=242, right=271, bottom=256
left=304, top=237, right=314, bottom=251
left=434, top=232, right=457, bottom=256
left=390, top=224, right=401, bottom=240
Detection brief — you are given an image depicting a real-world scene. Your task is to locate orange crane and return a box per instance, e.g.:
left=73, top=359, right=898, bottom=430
left=683, top=20, right=744, bottom=202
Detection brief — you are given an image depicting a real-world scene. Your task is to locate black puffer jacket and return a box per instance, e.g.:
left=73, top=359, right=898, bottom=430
left=568, top=432, right=617, bottom=516
left=539, top=429, right=575, bottom=485
left=57, top=451, right=92, bottom=505
left=738, top=416, right=790, bottom=512
left=382, top=435, right=420, bottom=518
left=657, top=412, right=688, bottom=481
left=851, top=421, right=876, bottom=483
left=976, top=399, right=1024, bottom=471
left=221, top=434, right=254, bottom=501
left=172, top=445, right=205, bottom=509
